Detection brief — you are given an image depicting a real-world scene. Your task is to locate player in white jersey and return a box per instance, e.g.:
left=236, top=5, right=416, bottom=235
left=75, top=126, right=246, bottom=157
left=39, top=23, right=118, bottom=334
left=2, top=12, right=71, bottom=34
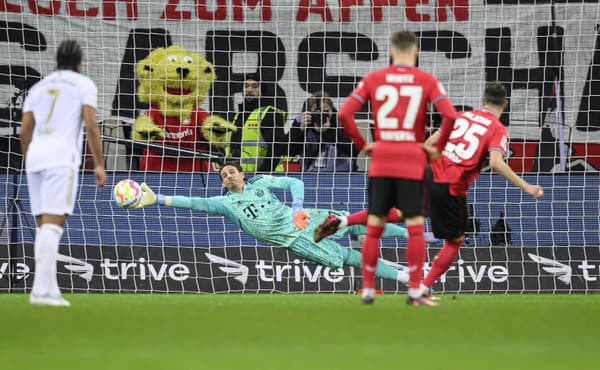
left=19, top=40, right=106, bottom=306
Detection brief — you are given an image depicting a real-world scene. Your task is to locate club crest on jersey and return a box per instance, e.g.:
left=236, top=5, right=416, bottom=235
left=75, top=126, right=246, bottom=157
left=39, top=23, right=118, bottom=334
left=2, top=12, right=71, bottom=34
left=255, top=189, right=264, bottom=197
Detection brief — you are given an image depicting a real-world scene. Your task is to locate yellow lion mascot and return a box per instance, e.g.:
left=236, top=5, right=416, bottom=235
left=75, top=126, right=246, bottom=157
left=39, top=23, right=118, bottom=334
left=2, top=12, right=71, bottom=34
left=133, top=45, right=236, bottom=171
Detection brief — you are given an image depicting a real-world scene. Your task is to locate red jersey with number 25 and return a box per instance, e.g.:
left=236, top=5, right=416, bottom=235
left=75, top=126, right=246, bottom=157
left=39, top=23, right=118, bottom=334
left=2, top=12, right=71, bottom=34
left=351, top=65, right=448, bottom=179
left=431, top=109, right=508, bottom=197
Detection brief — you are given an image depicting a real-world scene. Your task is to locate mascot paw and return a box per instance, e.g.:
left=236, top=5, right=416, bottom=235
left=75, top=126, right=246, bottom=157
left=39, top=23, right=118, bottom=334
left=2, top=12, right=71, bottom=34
left=201, top=116, right=237, bottom=148
left=133, top=116, right=165, bottom=141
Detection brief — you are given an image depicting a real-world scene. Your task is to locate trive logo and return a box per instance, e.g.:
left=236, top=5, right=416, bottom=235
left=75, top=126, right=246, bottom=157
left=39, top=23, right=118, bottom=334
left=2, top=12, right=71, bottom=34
left=256, top=259, right=345, bottom=283
left=435, top=259, right=509, bottom=283
left=0, top=254, right=92, bottom=282
left=100, top=258, right=190, bottom=281
left=0, top=262, right=30, bottom=280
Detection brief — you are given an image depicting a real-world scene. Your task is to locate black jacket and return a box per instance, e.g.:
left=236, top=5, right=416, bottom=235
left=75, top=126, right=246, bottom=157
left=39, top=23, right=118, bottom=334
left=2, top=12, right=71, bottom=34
left=289, top=110, right=358, bottom=171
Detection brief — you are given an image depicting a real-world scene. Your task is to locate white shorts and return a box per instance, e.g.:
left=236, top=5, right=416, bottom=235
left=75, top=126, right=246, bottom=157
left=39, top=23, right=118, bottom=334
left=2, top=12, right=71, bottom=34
left=27, top=167, right=79, bottom=216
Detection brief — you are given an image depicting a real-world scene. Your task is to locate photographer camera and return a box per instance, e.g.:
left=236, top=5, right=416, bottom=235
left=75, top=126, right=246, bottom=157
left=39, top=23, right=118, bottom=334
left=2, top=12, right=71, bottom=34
left=291, top=91, right=358, bottom=172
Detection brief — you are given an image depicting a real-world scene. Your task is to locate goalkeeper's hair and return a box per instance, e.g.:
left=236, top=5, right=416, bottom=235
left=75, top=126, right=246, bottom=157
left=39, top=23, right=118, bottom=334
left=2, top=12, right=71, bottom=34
left=57, top=39, right=82, bottom=71
left=219, top=162, right=244, bottom=177
left=390, top=31, right=418, bottom=52
left=483, top=81, right=507, bottom=107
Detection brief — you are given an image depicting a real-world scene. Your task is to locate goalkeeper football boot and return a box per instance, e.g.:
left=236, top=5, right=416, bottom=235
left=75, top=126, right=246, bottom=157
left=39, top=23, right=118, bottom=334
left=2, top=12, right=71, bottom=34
left=314, top=215, right=341, bottom=243
left=406, top=295, right=439, bottom=307
left=29, top=293, right=71, bottom=307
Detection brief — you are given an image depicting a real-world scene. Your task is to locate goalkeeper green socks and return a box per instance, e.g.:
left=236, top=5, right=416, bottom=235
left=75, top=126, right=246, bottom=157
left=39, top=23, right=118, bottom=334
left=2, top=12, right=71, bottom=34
left=344, top=223, right=407, bottom=239
left=343, top=248, right=408, bottom=284
left=382, top=223, right=408, bottom=239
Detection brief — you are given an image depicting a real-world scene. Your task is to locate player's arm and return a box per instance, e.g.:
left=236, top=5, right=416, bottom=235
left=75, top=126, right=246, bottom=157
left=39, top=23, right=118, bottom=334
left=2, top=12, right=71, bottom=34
left=338, top=96, right=367, bottom=151
left=489, top=150, right=544, bottom=198
left=431, top=100, right=457, bottom=153
left=261, top=175, right=309, bottom=230
left=338, top=76, right=370, bottom=151
left=135, top=183, right=233, bottom=217
left=264, top=175, right=304, bottom=199
left=19, top=111, right=35, bottom=160
left=83, top=105, right=106, bottom=187
left=424, top=130, right=440, bottom=146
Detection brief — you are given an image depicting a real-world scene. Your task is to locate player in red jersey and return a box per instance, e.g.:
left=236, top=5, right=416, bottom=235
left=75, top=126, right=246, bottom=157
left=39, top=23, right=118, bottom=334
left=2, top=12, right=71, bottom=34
left=422, top=81, right=544, bottom=293
left=337, top=31, right=457, bottom=306
left=317, top=81, right=544, bottom=302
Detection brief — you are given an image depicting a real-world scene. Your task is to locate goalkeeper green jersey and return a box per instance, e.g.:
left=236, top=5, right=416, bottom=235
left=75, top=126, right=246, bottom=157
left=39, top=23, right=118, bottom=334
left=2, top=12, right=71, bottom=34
left=170, top=175, right=326, bottom=248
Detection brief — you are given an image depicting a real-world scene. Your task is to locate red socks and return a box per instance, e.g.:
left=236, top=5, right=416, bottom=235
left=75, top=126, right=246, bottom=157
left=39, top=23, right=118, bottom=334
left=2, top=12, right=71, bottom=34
left=406, top=224, right=425, bottom=289
left=361, top=225, right=384, bottom=289
left=346, top=210, right=368, bottom=226
left=423, top=239, right=462, bottom=288
left=346, top=208, right=402, bottom=226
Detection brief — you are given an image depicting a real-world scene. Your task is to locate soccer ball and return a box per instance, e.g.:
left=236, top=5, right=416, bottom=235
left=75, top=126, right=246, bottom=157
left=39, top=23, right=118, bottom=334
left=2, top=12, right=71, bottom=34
left=113, top=179, right=143, bottom=209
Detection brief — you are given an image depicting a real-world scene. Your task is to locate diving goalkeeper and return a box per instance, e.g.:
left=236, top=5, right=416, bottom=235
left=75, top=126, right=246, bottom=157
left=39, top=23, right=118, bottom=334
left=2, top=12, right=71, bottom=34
left=133, top=162, right=419, bottom=284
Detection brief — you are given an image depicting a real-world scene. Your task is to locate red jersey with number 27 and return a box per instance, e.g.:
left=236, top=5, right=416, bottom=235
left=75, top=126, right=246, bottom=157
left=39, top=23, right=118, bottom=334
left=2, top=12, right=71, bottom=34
left=351, top=65, right=448, bottom=180
left=431, top=109, right=508, bottom=197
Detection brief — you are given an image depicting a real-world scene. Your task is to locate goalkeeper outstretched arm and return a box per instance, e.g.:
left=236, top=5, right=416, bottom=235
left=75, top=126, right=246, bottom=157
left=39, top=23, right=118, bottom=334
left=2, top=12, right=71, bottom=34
left=135, top=183, right=237, bottom=221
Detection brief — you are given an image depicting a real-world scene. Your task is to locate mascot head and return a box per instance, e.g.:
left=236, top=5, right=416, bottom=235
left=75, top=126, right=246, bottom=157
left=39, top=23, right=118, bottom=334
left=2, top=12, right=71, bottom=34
left=136, top=45, right=215, bottom=118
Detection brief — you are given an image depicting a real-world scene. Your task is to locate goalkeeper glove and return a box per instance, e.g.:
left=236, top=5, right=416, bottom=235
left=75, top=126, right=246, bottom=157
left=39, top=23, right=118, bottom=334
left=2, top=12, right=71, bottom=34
left=134, top=183, right=158, bottom=208
left=292, top=200, right=310, bottom=230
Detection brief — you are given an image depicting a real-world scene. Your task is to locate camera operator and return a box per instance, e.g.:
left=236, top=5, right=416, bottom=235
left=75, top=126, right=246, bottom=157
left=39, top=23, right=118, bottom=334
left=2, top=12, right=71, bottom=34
left=290, top=91, right=358, bottom=172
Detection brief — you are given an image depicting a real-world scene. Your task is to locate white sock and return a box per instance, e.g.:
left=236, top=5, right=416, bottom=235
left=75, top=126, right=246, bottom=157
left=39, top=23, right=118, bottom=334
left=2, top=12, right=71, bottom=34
left=361, top=288, right=375, bottom=300
left=31, top=228, right=42, bottom=295
left=338, top=216, right=348, bottom=229
left=397, top=270, right=409, bottom=285
left=408, top=288, right=422, bottom=299
left=32, top=224, right=63, bottom=296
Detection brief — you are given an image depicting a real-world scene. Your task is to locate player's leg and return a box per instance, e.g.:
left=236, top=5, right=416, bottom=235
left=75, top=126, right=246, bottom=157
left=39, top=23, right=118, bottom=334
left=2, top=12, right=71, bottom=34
left=343, top=223, right=407, bottom=239
left=422, top=182, right=468, bottom=293
left=314, top=208, right=403, bottom=243
left=315, top=208, right=444, bottom=245
left=28, top=168, right=77, bottom=306
left=342, top=248, right=408, bottom=284
left=360, top=177, right=394, bottom=304
left=395, top=178, right=437, bottom=306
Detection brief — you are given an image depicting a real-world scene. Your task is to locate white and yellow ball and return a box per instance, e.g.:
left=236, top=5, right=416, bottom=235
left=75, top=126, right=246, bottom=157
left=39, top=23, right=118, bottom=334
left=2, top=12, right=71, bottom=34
left=113, top=179, right=143, bottom=209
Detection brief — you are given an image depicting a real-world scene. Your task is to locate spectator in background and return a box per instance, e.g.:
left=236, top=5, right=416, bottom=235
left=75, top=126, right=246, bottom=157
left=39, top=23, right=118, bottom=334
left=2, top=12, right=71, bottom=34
left=290, top=91, right=358, bottom=172
left=227, top=73, right=289, bottom=172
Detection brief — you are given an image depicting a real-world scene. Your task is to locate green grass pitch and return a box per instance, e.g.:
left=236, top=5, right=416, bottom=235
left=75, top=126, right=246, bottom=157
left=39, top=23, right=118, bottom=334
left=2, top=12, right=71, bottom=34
left=1, top=294, right=598, bottom=370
